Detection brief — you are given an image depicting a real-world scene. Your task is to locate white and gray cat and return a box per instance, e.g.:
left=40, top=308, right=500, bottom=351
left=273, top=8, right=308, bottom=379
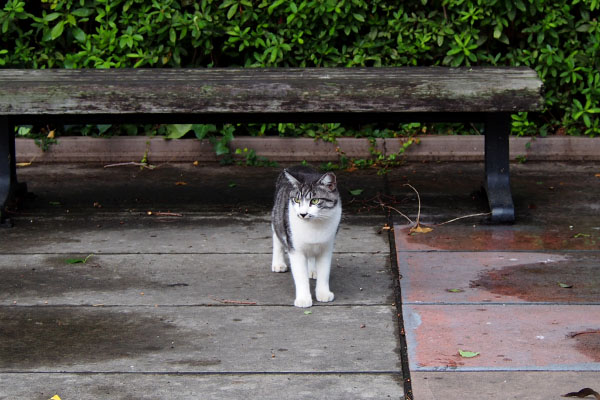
left=271, top=165, right=342, bottom=308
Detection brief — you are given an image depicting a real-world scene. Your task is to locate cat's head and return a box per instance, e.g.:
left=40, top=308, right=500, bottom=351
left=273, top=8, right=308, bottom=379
left=284, top=169, right=340, bottom=220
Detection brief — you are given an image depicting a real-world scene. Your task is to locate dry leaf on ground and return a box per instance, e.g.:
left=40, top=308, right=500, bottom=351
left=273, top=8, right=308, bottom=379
left=409, top=224, right=433, bottom=234
left=563, top=388, right=600, bottom=399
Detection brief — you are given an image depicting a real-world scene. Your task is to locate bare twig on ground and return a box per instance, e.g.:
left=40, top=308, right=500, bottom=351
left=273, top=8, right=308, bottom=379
left=210, top=297, right=257, bottom=305
left=403, top=183, right=422, bottom=226
left=384, top=204, right=414, bottom=225
left=436, top=212, right=492, bottom=226
left=147, top=211, right=183, bottom=217
left=348, top=183, right=493, bottom=231
left=568, top=330, right=600, bottom=338
left=104, top=162, right=155, bottom=169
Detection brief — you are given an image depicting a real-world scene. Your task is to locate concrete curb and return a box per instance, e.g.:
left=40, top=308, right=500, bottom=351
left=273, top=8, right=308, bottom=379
left=15, top=136, right=600, bottom=164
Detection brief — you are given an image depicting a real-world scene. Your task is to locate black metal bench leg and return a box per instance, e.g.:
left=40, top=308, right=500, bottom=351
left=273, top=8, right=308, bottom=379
left=1, top=117, right=25, bottom=227
left=484, top=113, right=515, bottom=223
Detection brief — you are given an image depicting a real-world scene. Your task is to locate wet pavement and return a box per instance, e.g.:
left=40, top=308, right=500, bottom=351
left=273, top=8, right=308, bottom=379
left=391, top=162, right=600, bottom=399
left=1, top=160, right=599, bottom=399
left=0, top=163, right=401, bottom=399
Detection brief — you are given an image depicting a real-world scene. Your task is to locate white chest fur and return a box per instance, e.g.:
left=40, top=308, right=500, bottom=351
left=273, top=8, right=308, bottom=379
left=287, top=203, right=341, bottom=255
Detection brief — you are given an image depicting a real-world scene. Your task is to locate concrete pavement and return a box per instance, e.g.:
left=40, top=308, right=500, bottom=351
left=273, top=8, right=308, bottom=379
left=0, top=164, right=402, bottom=399
left=1, top=160, right=598, bottom=399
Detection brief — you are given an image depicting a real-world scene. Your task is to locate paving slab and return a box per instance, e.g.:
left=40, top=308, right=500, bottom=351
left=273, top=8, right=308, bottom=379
left=0, top=305, right=399, bottom=373
left=394, top=223, right=600, bottom=252
left=403, top=304, right=600, bottom=371
left=0, top=373, right=403, bottom=400
left=0, top=214, right=387, bottom=254
left=397, top=251, right=600, bottom=304
left=0, top=253, right=392, bottom=306
left=411, top=371, right=600, bottom=400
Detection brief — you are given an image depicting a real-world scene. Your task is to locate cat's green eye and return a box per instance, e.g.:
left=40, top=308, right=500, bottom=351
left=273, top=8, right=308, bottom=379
left=310, top=198, right=320, bottom=205
left=293, top=197, right=300, bottom=203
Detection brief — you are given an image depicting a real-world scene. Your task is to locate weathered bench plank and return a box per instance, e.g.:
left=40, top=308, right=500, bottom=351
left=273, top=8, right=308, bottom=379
left=0, top=67, right=544, bottom=225
left=0, top=68, right=542, bottom=116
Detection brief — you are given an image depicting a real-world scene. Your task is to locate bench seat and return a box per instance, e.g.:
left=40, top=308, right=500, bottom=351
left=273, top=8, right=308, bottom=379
left=0, top=67, right=544, bottom=224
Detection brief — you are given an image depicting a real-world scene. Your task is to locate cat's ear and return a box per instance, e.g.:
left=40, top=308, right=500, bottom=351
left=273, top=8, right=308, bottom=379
left=318, top=172, right=337, bottom=192
left=284, top=169, right=301, bottom=187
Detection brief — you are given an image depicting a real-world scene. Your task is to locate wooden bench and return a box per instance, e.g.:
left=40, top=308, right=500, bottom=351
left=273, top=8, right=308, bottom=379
left=0, top=68, right=543, bottom=225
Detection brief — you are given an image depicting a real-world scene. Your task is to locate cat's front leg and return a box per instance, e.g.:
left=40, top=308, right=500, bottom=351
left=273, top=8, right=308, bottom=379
left=308, top=257, right=317, bottom=279
left=288, top=252, right=312, bottom=308
left=271, top=231, right=288, bottom=273
left=315, top=245, right=335, bottom=303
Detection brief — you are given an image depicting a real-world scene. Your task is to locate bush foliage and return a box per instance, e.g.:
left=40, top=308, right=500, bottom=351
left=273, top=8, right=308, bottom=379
left=1, top=0, right=599, bottom=139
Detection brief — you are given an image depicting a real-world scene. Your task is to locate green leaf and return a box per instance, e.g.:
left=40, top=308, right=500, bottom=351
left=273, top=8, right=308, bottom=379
left=192, top=124, right=217, bottom=139
left=213, top=141, right=230, bottom=156
left=458, top=350, right=480, bottom=358
left=227, top=4, right=238, bottom=19
left=97, top=124, right=112, bottom=134
left=514, top=0, right=526, bottom=12
left=493, top=27, right=502, bottom=39
left=17, top=126, right=32, bottom=136
left=72, top=27, right=86, bottom=42
left=349, top=189, right=364, bottom=196
left=66, top=254, right=94, bottom=264
left=71, top=8, right=94, bottom=17
left=166, top=124, right=193, bottom=139
left=43, top=12, right=62, bottom=22
left=583, top=114, right=591, bottom=128
left=353, top=13, right=365, bottom=22
left=446, top=289, right=464, bottom=293
left=558, top=282, right=573, bottom=288
left=50, top=21, right=65, bottom=40
left=303, top=310, right=312, bottom=315
left=268, top=0, right=285, bottom=14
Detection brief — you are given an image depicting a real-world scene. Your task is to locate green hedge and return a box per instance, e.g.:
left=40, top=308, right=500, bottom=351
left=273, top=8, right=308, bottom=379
left=1, top=0, right=599, bottom=139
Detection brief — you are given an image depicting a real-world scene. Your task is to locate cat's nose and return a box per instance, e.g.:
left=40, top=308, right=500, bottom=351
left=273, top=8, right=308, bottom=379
left=299, top=213, right=308, bottom=219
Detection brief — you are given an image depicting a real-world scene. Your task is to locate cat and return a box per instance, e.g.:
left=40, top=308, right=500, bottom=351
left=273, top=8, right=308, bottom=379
left=271, top=165, right=342, bottom=308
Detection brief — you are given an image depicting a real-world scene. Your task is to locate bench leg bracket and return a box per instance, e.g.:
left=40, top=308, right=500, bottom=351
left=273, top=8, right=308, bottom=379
left=484, top=113, right=515, bottom=223
left=0, top=117, right=26, bottom=227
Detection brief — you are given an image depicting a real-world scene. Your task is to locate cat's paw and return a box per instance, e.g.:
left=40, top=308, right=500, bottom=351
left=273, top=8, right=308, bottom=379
left=272, top=263, right=288, bottom=273
left=316, top=290, right=335, bottom=303
left=294, top=295, right=313, bottom=308
left=308, top=269, right=317, bottom=279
